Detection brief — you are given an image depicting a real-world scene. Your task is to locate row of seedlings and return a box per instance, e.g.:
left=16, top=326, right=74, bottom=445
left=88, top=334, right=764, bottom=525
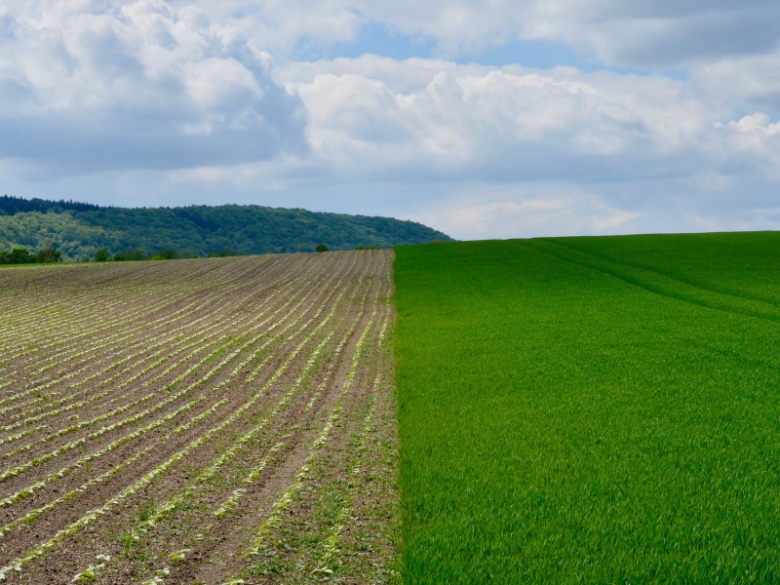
left=0, top=252, right=374, bottom=582
left=109, top=255, right=382, bottom=583
left=0, top=254, right=360, bottom=580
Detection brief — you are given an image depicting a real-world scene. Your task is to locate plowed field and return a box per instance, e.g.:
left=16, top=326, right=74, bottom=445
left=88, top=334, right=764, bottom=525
left=0, top=251, right=398, bottom=584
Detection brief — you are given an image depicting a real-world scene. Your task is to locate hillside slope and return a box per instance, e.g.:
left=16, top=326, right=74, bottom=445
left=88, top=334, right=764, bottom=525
left=0, top=195, right=452, bottom=260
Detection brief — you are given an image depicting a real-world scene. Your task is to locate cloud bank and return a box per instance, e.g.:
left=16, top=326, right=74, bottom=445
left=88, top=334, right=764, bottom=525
left=2, top=0, right=780, bottom=238
left=0, top=0, right=305, bottom=174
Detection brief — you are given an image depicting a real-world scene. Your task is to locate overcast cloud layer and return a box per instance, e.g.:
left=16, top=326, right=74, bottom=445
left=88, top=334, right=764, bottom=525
left=2, top=0, right=780, bottom=239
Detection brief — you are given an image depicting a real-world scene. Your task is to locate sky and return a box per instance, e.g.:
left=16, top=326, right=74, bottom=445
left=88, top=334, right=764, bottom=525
left=1, top=1, right=780, bottom=240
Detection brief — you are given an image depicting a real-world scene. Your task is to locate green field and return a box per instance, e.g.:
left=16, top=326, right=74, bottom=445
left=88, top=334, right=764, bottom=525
left=394, top=233, right=780, bottom=584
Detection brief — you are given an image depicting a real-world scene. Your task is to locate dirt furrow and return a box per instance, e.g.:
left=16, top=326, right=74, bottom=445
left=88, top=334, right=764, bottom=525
left=0, top=250, right=396, bottom=585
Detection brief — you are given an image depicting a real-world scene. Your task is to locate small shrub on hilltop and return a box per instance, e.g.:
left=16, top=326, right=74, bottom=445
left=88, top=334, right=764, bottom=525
left=113, top=248, right=146, bottom=261
left=208, top=248, right=238, bottom=258
left=156, top=247, right=179, bottom=260
left=94, top=248, right=111, bottom=262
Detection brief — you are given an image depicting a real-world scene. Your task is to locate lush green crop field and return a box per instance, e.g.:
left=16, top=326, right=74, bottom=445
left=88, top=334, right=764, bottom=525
left=394, top=233, right=780, bottom=584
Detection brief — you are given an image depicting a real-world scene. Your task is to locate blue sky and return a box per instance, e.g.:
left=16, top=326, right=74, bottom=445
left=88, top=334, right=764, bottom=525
left=297, top=23, right=586, bottom=70
left=1, top=1, right=780, bottom=239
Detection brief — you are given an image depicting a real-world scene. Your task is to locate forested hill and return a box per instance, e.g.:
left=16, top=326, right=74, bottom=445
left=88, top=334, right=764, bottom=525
left=0, top=196, right=453, bottom=261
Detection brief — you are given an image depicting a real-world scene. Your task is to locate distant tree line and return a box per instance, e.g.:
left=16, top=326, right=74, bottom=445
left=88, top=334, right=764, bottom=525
left=0, top=244, right=239, bottom=266
left=0, top=244, right=61, bottom=265
left=0, top=195, right=101, bottom=216
left=0, top=241, right=388, bottom=267
left=0, top=197, right=453, bottom=262
left=97, top=247, right=238, bottom=262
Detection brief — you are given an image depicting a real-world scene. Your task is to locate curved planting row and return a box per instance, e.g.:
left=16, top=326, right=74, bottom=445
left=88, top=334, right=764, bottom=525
left=0, top=254, right=326, bottom=441
left=0, top=256, right=276, bottom=395
left=0, top=254, right=349, bottom=491
left=0, top=249, right=397, bottom=584
left=0, top=257, right=226, bottom=355
left=0, top=256, right=279, bottom=392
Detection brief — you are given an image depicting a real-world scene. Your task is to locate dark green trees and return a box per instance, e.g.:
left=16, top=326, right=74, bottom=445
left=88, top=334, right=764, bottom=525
left=156, top=248, right=179, bottom=260
left=113, top=248, right=147, bottom=261
left=0, top=244, right=61, bottom=265
left=0, top=197, right=453, bottom=261
left=94, top=248, right=111, bottom=262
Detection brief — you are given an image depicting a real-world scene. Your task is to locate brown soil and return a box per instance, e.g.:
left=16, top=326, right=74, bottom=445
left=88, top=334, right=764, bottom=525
left=0, top=250, right=398, bottom=585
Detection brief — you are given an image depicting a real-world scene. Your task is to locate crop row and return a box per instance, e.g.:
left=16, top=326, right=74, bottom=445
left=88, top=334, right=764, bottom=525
left=0, top=250, right=393, bottom=583
left=132, top=269, right=375, bottom=546
left=0, top=253, right=352, bottom=496
left=21, top=319, right=338, bottom=570
left=244, top=305, right=380, bottom=558
left=0, top=253, right=338, bottom=442
left=0, top=255, right=256, bottom=346
left=0, top=256, right=284, bottom=397
left=0, top=256, right=285, bottom=396
left=0, top=255, right=322, bottom=434
left=116, top=259, right=382, bottom=583
left=0, top=253, right=354, bottom=504
left=220, top=294, right=393, bottom=584
left=0, top=258, right=225, bottom=365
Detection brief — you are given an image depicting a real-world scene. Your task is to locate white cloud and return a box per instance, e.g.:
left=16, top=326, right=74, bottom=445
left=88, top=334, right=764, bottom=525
left=189, top=0, right=780, bottom=67
left=143, top=54, right=780, bottom=239
left=277, top=56, right=728, bottom=181
left=2, top=0, right=780, bottom=240
left=713, top=113, right=780, bottom=179
left=0, top=0, right=305, bottom=173
left=695, top=49, right=780, bottom=113
left=413, top=188, right=642, bottom=240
